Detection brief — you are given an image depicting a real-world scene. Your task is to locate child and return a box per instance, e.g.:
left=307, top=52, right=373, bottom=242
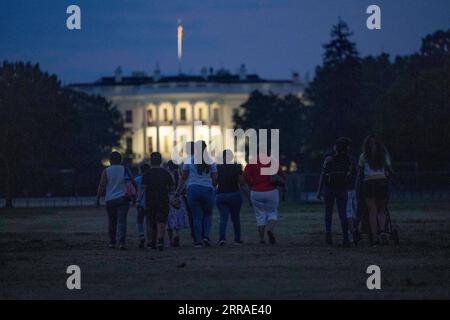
left=167, top=195, right=188, bottom=247
left=346, top=186, right=357, bottom=243
left=136, top=164, right=150, bottom=249
left=346, top=141, right=358, bottom=245
left=139, top=152, right=174, bottom=251
left=166, top=161, right=187, bottom=247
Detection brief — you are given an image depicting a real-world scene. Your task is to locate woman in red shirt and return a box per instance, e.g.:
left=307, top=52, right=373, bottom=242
left=243, top=155, right=285, bottom=244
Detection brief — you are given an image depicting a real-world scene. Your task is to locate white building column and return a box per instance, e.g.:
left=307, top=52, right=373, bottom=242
left=191, top=101, right=195, bottom=141
left=156, top=103, right=160, bottom=152
left=219, top=100, right=226, bottom=150
left=172, top=102, right=177, bottom=147
left=207, top=101, right=212, bottom=144
left=142, top=104, right=147, bottom=159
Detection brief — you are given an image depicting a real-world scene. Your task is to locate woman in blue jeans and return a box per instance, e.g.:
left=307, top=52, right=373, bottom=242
left=216, top=149, right=245, bottom=246
left=96, top=151, right=134, bottom=250
left=175, top=141, right=218, bottom=247
left=317, top=138, right=353, bottom=247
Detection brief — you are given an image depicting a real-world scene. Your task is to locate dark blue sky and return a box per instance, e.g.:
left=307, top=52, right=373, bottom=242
left=1, top=0, right=449, bottom=83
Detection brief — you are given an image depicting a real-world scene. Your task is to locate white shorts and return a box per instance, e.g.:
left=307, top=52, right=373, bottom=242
left=250, top=189, right=279, bottom=226
left=346, top=190, right=357, bottom=219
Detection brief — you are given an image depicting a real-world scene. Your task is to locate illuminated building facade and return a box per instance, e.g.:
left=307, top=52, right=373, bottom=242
left=69, top=66, right=304, bottom=163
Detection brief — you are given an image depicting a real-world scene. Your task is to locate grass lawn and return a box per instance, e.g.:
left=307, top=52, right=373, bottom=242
left=0, top=201, right=449, bottom=299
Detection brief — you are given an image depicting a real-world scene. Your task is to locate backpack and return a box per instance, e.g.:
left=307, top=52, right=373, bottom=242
left=124, top=167, right=137, bottom=200
left=325, top=155, right=352, bottom=189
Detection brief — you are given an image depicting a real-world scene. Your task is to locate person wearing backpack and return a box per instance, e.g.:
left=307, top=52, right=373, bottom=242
left=317, top=138, right=352, bottom=247
left=96, top=151, right=135, bottom=250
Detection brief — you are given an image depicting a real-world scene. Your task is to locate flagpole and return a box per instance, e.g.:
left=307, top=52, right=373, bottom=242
left=177, top=19, right=183, bottom=75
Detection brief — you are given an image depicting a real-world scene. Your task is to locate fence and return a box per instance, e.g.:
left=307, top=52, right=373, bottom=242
left=1, top=172, right=449, bottom=208
left=0, top=197, right=99, bottom=208
left=284, top=171, right=450, bottom=202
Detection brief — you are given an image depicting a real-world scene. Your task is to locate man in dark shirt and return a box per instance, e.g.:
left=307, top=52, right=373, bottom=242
left=140, top=152, right=174, bottom=251
left=216, top=149, right=245, bottom=245
left=217, top=163, right=242, bottom=193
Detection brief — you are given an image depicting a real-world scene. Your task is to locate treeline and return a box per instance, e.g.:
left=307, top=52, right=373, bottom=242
left=0, top=62, right=124, bottom=207
left=1, top=20, right=449, bottom=205
left=235, top=19, right=450, bottom=172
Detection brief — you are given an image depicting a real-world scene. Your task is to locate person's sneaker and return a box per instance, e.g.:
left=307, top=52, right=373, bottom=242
left=194, top=242, right=203, bottom=248
left=148, top=242, right=157, bottom=249
left=157, top=239, right=164, bottom=251
left=325, top=233, right=333, bottom=245
left=173, top=236, right=180, bottom=247
left=108, top=243, right=116, bottom=249
left=259, top=240, right=266, bottom=245
left=267, top=231, right=276, bottom=244
left=234, top=240, right=243, bottom=246
left=218, top=239, right=226, bottom=246
left=118, top=245, right=127, bottom=251
left=138, top=239, right=145, bottom=249
left=203, top=237, right=211, bottom=247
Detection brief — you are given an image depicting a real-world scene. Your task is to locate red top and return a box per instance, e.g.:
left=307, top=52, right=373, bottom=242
left=243, top=157, right=285, bottom=192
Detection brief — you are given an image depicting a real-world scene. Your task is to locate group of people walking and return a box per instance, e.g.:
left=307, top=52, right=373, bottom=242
left=96, top=140, right=285, bottom=250
left=96, top=135, right=392, bottom=250
left=317, top=135, right=393, bottom=247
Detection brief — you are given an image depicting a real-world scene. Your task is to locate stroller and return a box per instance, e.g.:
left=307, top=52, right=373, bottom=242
left=356, top=185, right=400, bottom=246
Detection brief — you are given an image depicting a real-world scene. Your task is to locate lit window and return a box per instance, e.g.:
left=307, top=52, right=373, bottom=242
left=147, top=109, right=154, bottom=123
left=163, top=109, right=169, bottom=122
left=198, top=109, right=204, bottom=122
left=148, top=136, right=153, bottom=153
left=180, top=108, right=187, bottom=122
left=213, top=108, right=219, bottom=123
left=126, top=137, right=133, bottom=153
left=125, top=110, right=133, bottom=123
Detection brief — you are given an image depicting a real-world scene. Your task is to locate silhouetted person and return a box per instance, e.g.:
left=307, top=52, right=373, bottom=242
left=139, top=152, right=174, bottom=251
left=96, top=151, right=134, bottom=250
left=216, top=149, right=245, bottom=245
left=317, top=137, right=352, bottom=247
left=358, top=135, right=393, bottom=246
left=175, top=141, right=218, bottom=247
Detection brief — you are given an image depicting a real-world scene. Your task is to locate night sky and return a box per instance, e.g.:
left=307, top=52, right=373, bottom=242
left=1, top=0, right=449, bottom=84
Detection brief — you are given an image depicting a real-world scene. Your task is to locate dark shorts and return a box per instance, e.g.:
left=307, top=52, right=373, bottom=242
left=145, top=204, right=169, bottom=224
left=363, top=179, right=388, bottom=200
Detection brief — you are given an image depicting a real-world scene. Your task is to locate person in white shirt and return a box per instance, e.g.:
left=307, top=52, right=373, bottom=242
left=358, top=135, right=393, bottom=246
left=96, top=152, right=135, bottom=250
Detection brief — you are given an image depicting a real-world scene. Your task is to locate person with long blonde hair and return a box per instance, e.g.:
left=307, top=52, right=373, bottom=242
left=358, top=135, right=393, bottom=246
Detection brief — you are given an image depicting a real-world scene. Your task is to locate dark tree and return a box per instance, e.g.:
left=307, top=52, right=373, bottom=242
left=64, top=90, right=125, bottom=195
left=306, top=19, right=364, bottom=157
left=0, top=62, right=78, bottom=207
left=0, top=61, right=124, bottom=207
left=420, top=29, right=450, bottom=59
left=375, top=30, right=450, bottom=170
left=322, top=17, right=359, bottom=67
